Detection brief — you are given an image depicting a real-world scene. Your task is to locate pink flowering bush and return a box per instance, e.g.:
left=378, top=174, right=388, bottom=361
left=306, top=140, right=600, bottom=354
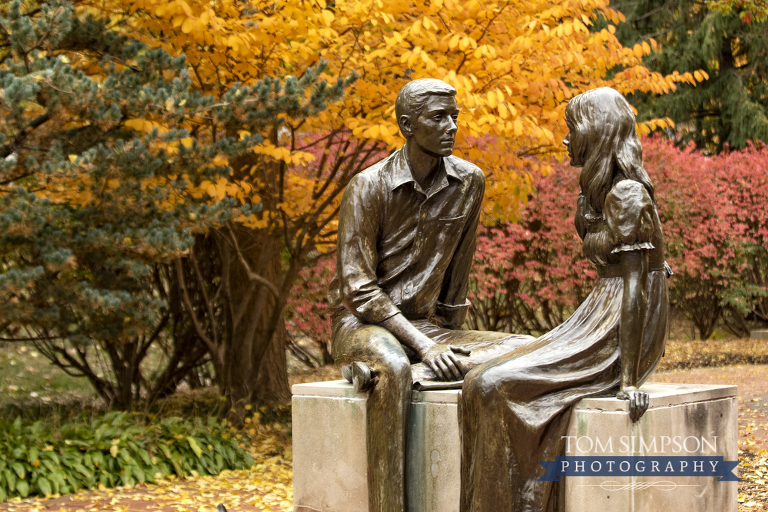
left=647, top=137, right=768, bottom=338
left=466, top=166, right=596, bottom=335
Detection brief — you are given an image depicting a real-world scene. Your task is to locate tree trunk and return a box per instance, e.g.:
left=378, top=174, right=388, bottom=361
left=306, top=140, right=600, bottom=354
left=215, top=226, right=291, bottom=424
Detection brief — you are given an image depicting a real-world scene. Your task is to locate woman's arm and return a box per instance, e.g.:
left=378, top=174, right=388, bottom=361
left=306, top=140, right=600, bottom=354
left=617, top=249, right=649, bottom=421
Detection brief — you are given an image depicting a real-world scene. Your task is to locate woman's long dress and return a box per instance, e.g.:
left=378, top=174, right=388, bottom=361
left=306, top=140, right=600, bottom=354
left=459, top=179, right=670, bottom=512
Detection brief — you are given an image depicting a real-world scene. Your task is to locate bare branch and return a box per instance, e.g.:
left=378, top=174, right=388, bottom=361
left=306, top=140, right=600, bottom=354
left=225, top=224, right=280, bottom=299
left=174, top=257, right=219, bottom=354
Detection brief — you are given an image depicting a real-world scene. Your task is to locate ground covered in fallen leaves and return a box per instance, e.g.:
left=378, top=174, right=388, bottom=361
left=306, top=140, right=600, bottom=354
left=650, top=364, right=768, bottom=510
left=1, top=340, right=767, bottom=512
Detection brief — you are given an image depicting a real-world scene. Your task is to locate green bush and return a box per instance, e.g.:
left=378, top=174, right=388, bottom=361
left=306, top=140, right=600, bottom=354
left=0, top=412, right=254, bottom=500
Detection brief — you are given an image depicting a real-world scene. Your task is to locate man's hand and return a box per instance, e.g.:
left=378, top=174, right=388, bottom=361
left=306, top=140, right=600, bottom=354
left=419, top=343, right=470, bottom=381
left=380, top=313, right=471, bottom=381
left=616, top=386, right=649, bottom=422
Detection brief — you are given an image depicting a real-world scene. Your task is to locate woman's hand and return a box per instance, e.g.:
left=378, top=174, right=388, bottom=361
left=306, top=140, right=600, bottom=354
left=616, top=386, right=649, bottom=422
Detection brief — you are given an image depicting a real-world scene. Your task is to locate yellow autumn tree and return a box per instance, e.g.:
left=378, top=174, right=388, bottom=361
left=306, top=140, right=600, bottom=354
left=79, top=0, right=701, bottom=409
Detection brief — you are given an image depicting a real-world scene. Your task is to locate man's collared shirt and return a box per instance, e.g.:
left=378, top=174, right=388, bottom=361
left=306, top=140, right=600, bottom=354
left=328, top=145, right=485, bottom=330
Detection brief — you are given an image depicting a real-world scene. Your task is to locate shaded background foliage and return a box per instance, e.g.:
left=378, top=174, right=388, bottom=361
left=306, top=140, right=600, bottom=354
left=606, top=0, right=768, bottom=152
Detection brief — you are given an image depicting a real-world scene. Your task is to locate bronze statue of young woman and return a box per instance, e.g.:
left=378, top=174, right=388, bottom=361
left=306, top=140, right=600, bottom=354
left=459, top=87, right=670, bottom=512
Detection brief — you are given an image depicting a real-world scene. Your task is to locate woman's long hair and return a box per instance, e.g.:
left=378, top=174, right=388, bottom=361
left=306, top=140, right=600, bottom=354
left=566, top=88, right=656, bottom=215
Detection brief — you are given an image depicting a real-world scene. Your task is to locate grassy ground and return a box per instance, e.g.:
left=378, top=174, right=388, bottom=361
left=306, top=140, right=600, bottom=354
left=0, top=344, right=93, bottom=401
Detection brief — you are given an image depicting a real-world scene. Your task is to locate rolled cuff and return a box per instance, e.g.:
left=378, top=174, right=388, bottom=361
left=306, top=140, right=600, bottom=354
left=435, top=300, right=471, bottom=330
left=349, top=292, right=401, bottom=325
left=611, top=241, right=654, bottom=254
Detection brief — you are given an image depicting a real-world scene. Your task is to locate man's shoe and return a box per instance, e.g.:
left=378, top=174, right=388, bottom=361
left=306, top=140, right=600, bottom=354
left=341, top=361, right=376, bottom=393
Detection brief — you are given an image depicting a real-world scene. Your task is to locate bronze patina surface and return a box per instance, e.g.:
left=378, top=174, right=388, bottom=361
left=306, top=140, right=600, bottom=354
left=329, top=78, right=531, bottom=512
left=329, top=82, right=668, bottom=512
left=459, top=87, right=669, bottom=512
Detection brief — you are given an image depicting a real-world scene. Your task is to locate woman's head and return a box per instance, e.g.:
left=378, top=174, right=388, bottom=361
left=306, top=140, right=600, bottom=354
left=565, top=87, right=655, bottom=213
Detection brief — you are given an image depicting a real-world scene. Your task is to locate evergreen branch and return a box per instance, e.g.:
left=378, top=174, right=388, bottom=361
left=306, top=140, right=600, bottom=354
left=0, top=171, right=35, bottom=186
left=632, top=0, right=675, bottom=23
left=0, top=112, right=51, bottom=158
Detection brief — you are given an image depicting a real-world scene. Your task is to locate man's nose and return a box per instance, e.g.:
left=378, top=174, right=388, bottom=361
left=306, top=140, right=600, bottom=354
left=446, top=117, right=458, bottom=133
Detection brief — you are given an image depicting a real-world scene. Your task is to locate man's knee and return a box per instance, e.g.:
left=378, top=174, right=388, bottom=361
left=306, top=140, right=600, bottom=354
left=350, top=325, right=411, bottom=389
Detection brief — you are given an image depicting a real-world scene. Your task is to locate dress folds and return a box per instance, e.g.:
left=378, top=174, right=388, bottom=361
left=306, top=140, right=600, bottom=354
left=459, top=179, right=669, bottom=512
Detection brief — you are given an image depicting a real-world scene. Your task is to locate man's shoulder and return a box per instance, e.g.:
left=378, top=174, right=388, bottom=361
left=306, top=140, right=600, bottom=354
left=445, top=155, right=485, bottom=184
left=349, top=152, right=397, bottom=188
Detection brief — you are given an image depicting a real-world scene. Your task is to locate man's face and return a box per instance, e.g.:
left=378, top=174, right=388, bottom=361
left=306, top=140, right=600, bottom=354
left=410, top=95, right=459, bottom=157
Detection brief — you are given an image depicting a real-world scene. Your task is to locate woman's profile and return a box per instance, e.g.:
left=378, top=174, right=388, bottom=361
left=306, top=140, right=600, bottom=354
left=459, top=87, right=670, bottom=512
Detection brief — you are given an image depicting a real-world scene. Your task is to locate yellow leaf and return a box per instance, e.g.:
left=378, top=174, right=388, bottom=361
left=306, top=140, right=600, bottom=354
left=321, top=10, right=334, bottom=26
left=68, top=155, right=78, bottom=163
left=181, top=17, right=195, bottom=34
left=487, top=91, right=497, bottom=108
left=177, top=0, right=192, bottom=16
left=633, top=44, right=643, bottom=58
left=514, top=119, right=523, bottom=136
left=124, top=119, right=145, bottom=131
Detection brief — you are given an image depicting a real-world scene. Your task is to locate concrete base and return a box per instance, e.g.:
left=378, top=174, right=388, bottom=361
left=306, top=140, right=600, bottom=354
left=751, top=330, right=768, bottom=340
left=291, top=382, right=737, bottom=512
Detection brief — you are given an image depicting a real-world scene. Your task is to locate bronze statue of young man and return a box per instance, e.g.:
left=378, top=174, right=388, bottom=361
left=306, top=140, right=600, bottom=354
left=328, top=78, right=530, bottom=512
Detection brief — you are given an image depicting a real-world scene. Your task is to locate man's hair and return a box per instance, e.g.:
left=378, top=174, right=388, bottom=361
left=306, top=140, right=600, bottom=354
left=395, top=79, right=457, bottom=136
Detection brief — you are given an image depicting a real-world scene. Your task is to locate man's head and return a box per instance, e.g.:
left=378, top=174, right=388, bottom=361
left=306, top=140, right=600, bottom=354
left=395, top=79, right=459, bottom=157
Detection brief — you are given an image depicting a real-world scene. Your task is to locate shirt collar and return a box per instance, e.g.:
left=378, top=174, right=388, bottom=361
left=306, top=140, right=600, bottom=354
left=390, top=144, right=463, bottom=196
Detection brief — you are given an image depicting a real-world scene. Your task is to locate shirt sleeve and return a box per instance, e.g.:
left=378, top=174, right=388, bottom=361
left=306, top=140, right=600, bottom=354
left=604, top=180, right=655, bottom=254
left=336, top=173, right=401, bottom=324
left=435, top=170, right=485, bottom=330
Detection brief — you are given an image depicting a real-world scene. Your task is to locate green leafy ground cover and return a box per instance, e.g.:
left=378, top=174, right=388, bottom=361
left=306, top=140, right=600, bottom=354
left=0, top=412, right=253, bottom=500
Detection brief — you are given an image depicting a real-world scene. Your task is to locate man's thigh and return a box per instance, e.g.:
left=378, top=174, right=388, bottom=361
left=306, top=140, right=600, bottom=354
left=410, top=319, right=536, bottom=386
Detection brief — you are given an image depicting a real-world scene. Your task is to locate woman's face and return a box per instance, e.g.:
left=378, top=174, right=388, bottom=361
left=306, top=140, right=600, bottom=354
left=563, top=116, right=585, bottom=167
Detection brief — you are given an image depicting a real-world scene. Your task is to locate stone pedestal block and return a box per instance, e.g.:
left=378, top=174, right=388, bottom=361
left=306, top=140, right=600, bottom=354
left=751, top=330, right=768, bottom=340
left=563, top=383, right=738, bottom=512
left=291, top=381, right=737, bottom=512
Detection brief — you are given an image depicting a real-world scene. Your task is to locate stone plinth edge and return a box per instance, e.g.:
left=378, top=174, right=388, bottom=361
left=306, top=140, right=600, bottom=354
left=292, top=380, right=736, bottom=408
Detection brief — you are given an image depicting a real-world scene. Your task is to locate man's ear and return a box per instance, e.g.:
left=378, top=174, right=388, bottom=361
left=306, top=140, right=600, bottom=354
left=399, top=115, right=413, bottom=139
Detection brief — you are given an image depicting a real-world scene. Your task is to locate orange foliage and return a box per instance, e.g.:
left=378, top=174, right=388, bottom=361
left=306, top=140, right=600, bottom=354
left=83, top=0, right=703, bottom=223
